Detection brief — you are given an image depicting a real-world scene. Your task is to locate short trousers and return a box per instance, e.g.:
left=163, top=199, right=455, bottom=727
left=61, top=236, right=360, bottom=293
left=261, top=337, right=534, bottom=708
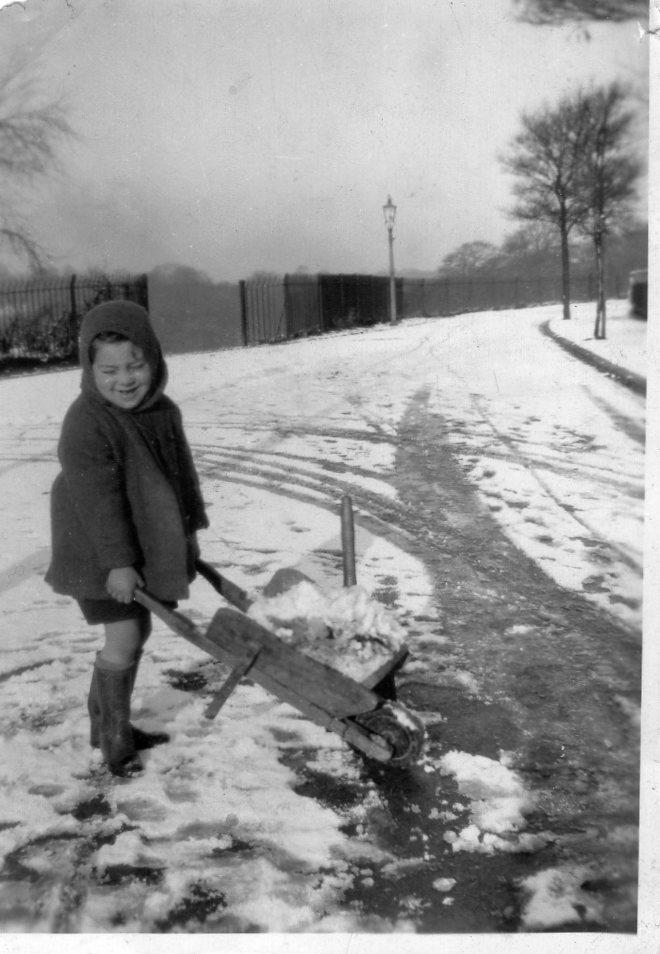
left=77, top=597, right=150, bottom=625
left=77, top=597, right=179, bottom=626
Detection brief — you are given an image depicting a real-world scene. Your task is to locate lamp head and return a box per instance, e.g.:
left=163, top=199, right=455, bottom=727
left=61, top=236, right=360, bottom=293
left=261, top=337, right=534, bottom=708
left=382, top=195, right=396, bottom=229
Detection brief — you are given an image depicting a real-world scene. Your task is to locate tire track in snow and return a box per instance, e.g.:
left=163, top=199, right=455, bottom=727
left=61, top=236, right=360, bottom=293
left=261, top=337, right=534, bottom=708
left=467, top=394, right=642, bottom=575
left=0, top=548, right=51, bottom=596
left=445, top=440, right=643, bottom=498
left=194, top=450, right=418, bottom=546
left=0, top=454, right=56, bottom=478
left=272, top=383, right=641, bottom=932
left=194, top=442, right=391, bottom=485
left=0, top=658, right=59, bottom=684
left=385, top=388, right=640, bottom=930
left=582, top=387, right=646, bottom=447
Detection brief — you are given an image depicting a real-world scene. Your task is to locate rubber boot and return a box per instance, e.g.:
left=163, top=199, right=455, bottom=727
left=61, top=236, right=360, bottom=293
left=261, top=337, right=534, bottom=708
left=94, top=659, right=143, bottom=777
left=129, top=652, right=169, bottom=750
left=88, top=666, right=102, bottom=748
left=88, top=656, right=169, bottom=751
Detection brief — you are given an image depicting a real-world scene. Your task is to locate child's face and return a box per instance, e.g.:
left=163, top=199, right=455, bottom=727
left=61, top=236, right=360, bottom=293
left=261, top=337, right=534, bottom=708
left=92, top=340, right=153, bottom=410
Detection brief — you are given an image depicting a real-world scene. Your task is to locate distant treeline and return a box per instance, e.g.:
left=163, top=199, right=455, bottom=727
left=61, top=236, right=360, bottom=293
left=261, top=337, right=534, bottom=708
left=408, top=222, right=647, bottom=284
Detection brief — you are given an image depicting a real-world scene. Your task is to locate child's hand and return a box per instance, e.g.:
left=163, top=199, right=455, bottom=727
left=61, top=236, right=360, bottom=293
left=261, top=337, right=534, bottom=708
left=106, top=566, right=144, bottom=603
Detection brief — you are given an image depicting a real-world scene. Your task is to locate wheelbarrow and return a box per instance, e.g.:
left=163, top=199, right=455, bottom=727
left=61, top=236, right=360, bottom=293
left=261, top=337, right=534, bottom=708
left=133, top=498, right=425, bottom=768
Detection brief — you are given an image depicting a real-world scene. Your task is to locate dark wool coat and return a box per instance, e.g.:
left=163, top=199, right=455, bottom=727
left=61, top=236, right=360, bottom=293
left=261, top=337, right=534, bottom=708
left=45, top=301, right=208, bottom=602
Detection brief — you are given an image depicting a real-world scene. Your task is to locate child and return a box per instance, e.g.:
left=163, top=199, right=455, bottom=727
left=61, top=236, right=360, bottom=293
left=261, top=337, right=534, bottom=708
left=45, top=300, right=208, bottom=777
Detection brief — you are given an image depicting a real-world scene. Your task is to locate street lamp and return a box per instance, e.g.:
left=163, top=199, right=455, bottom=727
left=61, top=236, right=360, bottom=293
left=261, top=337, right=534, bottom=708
left=382, top=195, right=397, bottom=324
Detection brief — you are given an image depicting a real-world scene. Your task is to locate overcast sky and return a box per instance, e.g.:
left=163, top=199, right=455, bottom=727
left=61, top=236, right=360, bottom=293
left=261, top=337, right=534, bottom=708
left=0, top=0, right=649, bottom=280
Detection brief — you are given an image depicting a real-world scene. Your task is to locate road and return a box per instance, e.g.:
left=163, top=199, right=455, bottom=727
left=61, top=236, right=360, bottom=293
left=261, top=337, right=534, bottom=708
left=0, top=305, right=644, bottom=933
left=300, top=385, right=641, bottom=931
left=184, top=306, right=643, bottom=932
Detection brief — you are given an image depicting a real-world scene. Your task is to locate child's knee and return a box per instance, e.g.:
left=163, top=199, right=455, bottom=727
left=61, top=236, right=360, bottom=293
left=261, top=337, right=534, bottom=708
left=100, top=619, right=144, bottom=667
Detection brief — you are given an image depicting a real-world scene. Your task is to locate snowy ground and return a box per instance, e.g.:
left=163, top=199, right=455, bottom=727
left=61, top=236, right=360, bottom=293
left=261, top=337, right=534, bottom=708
left=548, top=300, right=646, bottom=378
left=0, top=302, right=650, bottom=942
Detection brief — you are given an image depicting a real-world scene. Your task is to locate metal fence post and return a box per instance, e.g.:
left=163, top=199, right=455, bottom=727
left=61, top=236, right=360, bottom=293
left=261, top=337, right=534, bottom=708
left=283, top=274, right=290, bottom=340
left=239, top=280, right=248, bottom=346
left=69, top=274, right=78, bottom=353
left=138, top=273, right=149, bottom=310
left=282, top=275, right=287, bottom=339
left=317, top=274, right=325, bottom=333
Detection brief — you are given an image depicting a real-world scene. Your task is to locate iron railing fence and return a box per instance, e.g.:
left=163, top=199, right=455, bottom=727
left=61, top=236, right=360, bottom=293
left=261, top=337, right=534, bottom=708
left=0, top=269, right=626, bottom=360
left=401, top=271, right=626, bottom=319
left=239, top=278, right=287, bottom=345
left=283, top=274, right=322, bottom=338
left=240, top=274, right=403, bottom=345
left=239, top=271, right=623, bottom=347
left=317, top=274, right=403, bottom=332
left=0, top=273, right=149, bottom=364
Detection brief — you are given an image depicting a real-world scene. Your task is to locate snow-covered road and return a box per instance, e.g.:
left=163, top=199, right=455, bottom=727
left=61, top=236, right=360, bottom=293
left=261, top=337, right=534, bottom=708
left=0, top=303, right=644, bottom=933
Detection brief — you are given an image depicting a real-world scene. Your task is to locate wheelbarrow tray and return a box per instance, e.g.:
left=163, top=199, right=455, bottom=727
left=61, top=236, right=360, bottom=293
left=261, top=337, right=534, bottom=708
left=134, top=561, right=422, bottom=766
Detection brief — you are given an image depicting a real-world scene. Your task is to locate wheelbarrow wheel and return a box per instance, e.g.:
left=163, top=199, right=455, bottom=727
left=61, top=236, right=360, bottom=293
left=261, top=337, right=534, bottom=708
left=352, top=702, right=425, bottom=768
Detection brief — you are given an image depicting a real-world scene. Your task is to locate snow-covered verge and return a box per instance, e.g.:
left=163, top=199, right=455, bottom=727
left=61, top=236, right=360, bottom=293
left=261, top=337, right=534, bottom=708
left=0, top=304, right=647, bottom=937
left=548, top=298, right=646, bottom=379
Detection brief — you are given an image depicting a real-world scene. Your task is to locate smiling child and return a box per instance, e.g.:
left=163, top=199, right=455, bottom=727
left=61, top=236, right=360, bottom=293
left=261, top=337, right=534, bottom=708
left=46, top=300, right=208, bottom=776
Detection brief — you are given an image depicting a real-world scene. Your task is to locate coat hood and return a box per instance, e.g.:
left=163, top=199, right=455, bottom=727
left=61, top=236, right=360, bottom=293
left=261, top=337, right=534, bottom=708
left=79, top=299, right=168, bottom=411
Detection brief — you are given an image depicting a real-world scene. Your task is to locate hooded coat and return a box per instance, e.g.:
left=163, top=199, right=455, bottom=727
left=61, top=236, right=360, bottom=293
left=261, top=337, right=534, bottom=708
left=45, top=300, right=208, bottom=602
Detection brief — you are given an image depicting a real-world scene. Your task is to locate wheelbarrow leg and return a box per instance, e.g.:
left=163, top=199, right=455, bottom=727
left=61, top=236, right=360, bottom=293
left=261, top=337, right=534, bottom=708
left=370, top=671, right=397, bottom=701
left=204, top=648, right=261, bottom=720
left=361, top=646, right=408, bottom=701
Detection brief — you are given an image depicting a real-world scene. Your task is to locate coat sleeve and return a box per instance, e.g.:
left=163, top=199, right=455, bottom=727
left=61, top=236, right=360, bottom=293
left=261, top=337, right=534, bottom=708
left=58, top=404, right=141, bottom=571
left=171, top=405, right=209, bottom=533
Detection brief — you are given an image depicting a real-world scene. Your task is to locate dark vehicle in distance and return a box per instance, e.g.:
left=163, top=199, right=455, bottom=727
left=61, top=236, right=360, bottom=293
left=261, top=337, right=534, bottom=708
left=629, top=269, right=647, bottom=320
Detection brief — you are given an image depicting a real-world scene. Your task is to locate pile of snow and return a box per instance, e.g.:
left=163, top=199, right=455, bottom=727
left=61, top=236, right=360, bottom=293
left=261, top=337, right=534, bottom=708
left=519, top=865, right=604, bottom=930
left=439, top=750, right=544, bottom=855
left=247, top=578, right=406, bottom=680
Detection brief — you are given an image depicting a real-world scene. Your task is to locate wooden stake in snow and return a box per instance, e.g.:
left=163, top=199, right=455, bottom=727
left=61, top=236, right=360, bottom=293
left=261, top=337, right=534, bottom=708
left=341, top=493, right=357, bottom=587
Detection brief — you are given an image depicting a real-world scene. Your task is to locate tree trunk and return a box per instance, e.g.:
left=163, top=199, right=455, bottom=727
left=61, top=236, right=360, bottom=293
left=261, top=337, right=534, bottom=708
left=598, top=234, right=606, bottom=340
left=559, top=209, right=571, bottom=320
left=593, top=232, right=606, bottom=339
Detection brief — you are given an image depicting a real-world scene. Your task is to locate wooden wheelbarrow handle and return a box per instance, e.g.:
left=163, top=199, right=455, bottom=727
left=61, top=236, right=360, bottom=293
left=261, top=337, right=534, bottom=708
left=194, top=558, right=252, bottom=613
left=133, top=588, right=222, bottom=658
left=133, top=587, right=264, bottom=721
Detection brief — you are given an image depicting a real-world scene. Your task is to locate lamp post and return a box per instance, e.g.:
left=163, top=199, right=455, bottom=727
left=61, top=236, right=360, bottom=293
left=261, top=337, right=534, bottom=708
left=382, top=195, right=397, bottom=324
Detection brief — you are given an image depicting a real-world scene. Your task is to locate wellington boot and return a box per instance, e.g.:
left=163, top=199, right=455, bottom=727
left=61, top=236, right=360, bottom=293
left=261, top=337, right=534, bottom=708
left=94, top=663, right=143, bottom=777
left=129, top=653, right=170, bottom=750
left=88, top=659, right=169, bottom=751
left=88, top=666, right=101, bottom=748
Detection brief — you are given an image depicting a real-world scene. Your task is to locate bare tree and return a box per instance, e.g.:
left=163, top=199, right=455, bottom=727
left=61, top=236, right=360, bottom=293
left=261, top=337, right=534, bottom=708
left=437, top=241, right=502, bottom=278
left=0, top=65, right=73, bottom=271
left=576, top=83, right=642, bottom=339
left=513, top=0, right=645, bottom=25
left=501, top=221, right=560, bottom=261
left=501, top=94, right=594, bottom=319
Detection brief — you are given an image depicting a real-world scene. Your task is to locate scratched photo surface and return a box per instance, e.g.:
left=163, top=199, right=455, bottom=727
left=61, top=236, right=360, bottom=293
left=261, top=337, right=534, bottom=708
left=0, top=0, right=654, bottom=948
